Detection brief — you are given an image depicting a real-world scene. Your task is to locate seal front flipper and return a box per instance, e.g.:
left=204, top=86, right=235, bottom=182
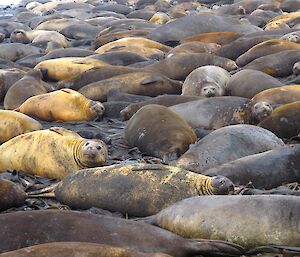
left=185, top=239, right=245, bottom=256
left=140, top=77, right=160, bottom=85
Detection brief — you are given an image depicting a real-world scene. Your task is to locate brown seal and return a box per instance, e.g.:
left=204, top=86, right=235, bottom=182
left=182, top=65, right=230, bottom=97
left=226, top=69, right=284, bottom=99
left=55, top=163, right=234, bottom=217
left=236, top=39, right=300, bottom=67
left=0, top=179, right=26, bottom=211
left=203, top=144, right=300, bottom=190
left=78, top=71, right=182, bottom=102
left=176, top=124, right=284, bottom=173
left=258, top=100, right=300, bottom=139
left=141, top=195, right=300, bottom=250
left=166, top=42, right=220, bottom=57
left=0, top=210, right=244, bottom=256
left=146, top=53, right=237, bottom=80
left=125, top=104, right=197, bottom=162
left=121, top=95, right=201, bottom=120
left=4, top=69, right=54, bottom=110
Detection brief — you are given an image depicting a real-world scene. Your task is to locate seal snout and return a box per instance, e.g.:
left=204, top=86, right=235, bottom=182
left=202, top=85, right=217, bottom=97
left=212, top=175, right=235, bottom=195
left=252, top=101, right=273, bottom=122
left=89, top=101, right=105, bottom=118
left=82, top=140, right=108, bottom=167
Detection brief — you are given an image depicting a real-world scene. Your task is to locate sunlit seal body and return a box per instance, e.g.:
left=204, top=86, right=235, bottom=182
left=16, top=89, right=104, bottom=122
left=0, top=127, right=108, bottom=179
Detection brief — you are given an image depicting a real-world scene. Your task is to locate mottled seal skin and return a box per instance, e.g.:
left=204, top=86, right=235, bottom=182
left=236, top=39, right=300, bottom=67
left=0, top=110, right=42, bottom=144
left=293, top=61, right=300, bottom=75
left=78, top=72, right=182, bottom=102
left=121, top=95, right=201, bottom=120
left=166, top=42, right=221, bottom=56
left=226, top=69, right=284, bottom=99
left=4, top=69, right=54, bottom=110
left=55, top=163, right=234, bottom=217
left=0, top=43, right=45, bottom=62
left=125, top=105, right=196, bottom=162
left=280, top=30, right=300, bottom=43
left=147, top=13, right=261, bottom=45
left=182, top=65, right=230, bottom=97
left=0, top=242, right=172, bottom=257
left=146, top=53, right=237, bottom=80
left=204, top=144, right=300, bottom=190
left=0, top=127, right=108, bottom=179
left=58, top=66, right=144, bottom=91
left=141, top=195, right=300, bottom=250
left=0, top=210, right=245, bottom=256
left=181, top=32, right=242, bottom=45
left=16, top=89, right=105, bottom=122
left=243, top=49, right=300, bottom=77
left=176, top=124, right=284, bottom=173
left=258, top=100, right=300, bottom=139
left=169, top=96, right=249, bottom=130
left=0, top=179, right=26, bottom=211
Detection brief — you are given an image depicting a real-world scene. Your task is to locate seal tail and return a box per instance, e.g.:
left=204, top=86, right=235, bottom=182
left=185, top=239, right=245, bottom=256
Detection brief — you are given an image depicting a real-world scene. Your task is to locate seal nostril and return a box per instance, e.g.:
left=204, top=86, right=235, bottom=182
left=96, top=146, right=101, bottom=150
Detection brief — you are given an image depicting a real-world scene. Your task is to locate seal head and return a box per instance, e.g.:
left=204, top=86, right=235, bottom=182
left=251, top=101, right=273, bottom=123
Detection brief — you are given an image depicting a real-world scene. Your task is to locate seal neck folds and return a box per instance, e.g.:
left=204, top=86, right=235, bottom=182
left=73, top=139, right=107, bottom=169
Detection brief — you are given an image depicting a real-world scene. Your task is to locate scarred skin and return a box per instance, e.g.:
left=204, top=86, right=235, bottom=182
left=0, top=210, right=244, bottom=256
left=16, top=89, right=104, bottom=122
left=55, top=163, right=234, bottom=217
left=0, top=127, right=108, bottom=179
left=141, top=195, right=300, bottom=250
left=0, top=110, right=42, bottom=144
left=0, top=242, right=172, bottom=257
left=0, top=179, right=26, bottom=211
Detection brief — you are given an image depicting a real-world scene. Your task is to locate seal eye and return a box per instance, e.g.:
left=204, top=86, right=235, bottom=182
left=85, top=142, right=90, bottom=146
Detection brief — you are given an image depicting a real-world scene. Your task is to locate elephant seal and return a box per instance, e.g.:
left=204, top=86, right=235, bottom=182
left=56, top=163, right=234, bottom=217
left=0, top=33, right=4, bottom=43
left=34, top=57, right=107, bottom=81
left=236, top=39, right=300, bottom=67
left=4, top=69, right=54, bottom=110
left=204, top=144, right=300, bottom=190
left=0, top=110, right=42, bottom=144
left=0, top=242, right=172, bottom=257
left=120, top=95, right=201, bottom=120
left=125, top=105, right=196, bottom=162
left=149, top=12, right=170, bottom=24
left=258, top=100, right=300, bottom=139
left=166, top=42, right=221, bottom=56
left=280, top=30, right=300, bottom=43
left=0, top=210, right=244, bottom=256
left=35, top=18, right=90, bottom=31
left=147, top=13, right=261, bottom=45
left=181, top=32, right=242, bottom=45
left=58, top=66, right=144, bottom=91
left=182, top=65, right=230, bottom=97
left=176, top=124, right=284, bottom=173
left=0, top=179, right=26, bottom=211
left=169, top=96, right=249, bottom=130
left=78, top=71, right=182, bottom=102
left=249, top=85, right=300, bottom=122
left=264, top=11, right=300, bottom=30
left=226, top=69, right=284, bottom=99
left=0, top=43, right=45, bottom=62
left=0, top=127, right=107, bottom=179
left=141, top=195, right=300, bottom=250
left=0, top=21, right=31, bottom=38
left=244, top=49, right=300, bottom=77
left=293, top=61, right=300, bottom=75
left=107, top=89, right=151, bottom=103
left=146, top=53, right=237, bottom=80
left=16, top=89, right=105, bottom=122
left=10, top=29, right=68, bottom=47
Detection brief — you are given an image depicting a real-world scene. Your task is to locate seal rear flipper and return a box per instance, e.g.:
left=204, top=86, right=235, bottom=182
left=246, top=245, right=300, bottom=255
left=186, top=239, right=245, bottom=256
